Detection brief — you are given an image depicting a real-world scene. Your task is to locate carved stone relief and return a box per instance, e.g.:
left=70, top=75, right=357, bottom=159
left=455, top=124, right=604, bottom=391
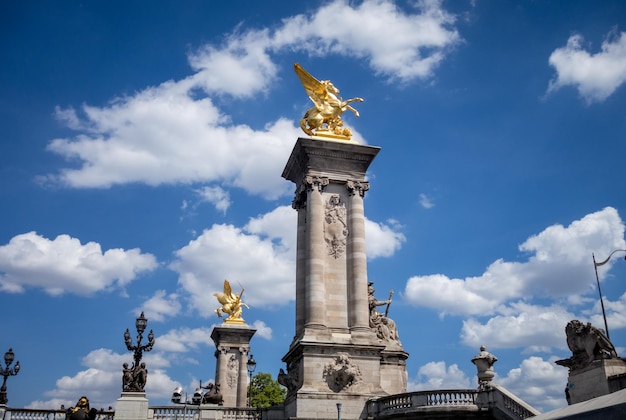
left=323, top=353, right=362, bottom=392
left=324, top=194, right=348, bottom=258
left=227, top=354, right=239, bottom=389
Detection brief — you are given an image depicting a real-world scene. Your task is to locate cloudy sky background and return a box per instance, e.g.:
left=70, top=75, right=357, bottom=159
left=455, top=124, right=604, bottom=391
left=1, top=0, right=626, bottom=413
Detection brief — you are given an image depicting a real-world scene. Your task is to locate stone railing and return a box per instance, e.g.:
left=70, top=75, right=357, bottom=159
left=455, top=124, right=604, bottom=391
left=1, top=408, right=114, bottom=420
left=369, top=386, right=539, bottom=420
left=369, top=389, right=478, bottom=417
left=479, top=384, right=540, bottom=420
left=148, top=406, right=259, bottom=420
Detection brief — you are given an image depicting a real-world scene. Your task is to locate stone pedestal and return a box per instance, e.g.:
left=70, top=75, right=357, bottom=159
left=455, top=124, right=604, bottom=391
left=566, top=358, right=626, bottom=404
left=280, top=137, right=408, bottom=419
left=210, top=325, right=256, bottom=408
left=115, top=392, right=149, bottom=420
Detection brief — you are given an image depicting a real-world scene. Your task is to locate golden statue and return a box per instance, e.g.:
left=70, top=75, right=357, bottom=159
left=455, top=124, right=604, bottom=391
left=294, top=63, right=363, bottom=140
left=214, top=280, right=248, bottom=324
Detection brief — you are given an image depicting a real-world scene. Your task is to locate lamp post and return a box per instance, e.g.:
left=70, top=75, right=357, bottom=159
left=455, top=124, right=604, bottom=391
left=123, top=312, right=155, bottom=392
left=0, top=348, right=20, bottom=405
left=593, top=249, right=626, bottom=341
left=247, top=354, right=256, bottom=407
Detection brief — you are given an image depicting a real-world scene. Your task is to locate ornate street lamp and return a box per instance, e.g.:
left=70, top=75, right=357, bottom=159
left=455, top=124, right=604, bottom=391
left=593, top=249, right=626, bottom=341
left=122, top=312, right=155, bottom=392
left=247, top=354, right=257, bottom=407
left=0, top=348, right=20, bottom=405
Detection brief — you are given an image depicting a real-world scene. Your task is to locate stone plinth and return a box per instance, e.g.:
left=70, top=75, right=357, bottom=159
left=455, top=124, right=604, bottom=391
left=210, top=325, right=256, bottom=408
left=115, top=392, right=149, bottom=420
left=567, top=358, right=626, bottom=404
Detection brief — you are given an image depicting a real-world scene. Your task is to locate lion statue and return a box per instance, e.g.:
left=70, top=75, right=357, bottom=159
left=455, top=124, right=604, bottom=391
left=556, top=320, right=617, bottom=369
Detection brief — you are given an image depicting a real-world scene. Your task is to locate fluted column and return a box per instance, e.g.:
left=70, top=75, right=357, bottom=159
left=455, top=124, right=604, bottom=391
left=238, top=347, right=250, bottom=407
left=304, top=175, right=328, bottom=329
left=346, top=180, right=370, bottom=331
left=215, top=346, right=229, bottom=394
left=293, top=187, right=307, bottom=337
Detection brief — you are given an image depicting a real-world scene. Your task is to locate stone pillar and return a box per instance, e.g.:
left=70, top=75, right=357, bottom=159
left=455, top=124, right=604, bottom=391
left=210, top=326, right=256, bottom=408
left=304, top=176, right=328, bottom=330
left=346, top=180, right=370, bottom=332
left=281, top=138, right=408, bottom=420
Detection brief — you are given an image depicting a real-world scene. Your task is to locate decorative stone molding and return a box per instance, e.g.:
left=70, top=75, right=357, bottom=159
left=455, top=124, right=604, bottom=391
left=323, top=354, right=362, bottom=392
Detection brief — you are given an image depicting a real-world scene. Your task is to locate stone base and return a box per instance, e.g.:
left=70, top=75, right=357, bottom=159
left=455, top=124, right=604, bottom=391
left=115, top=392, right=149, bottom=420
left=284, top=392, right=370, bottom=420
left=281, top=338, right=407, bottom=419
left=567, top=358, right=626, bottom=404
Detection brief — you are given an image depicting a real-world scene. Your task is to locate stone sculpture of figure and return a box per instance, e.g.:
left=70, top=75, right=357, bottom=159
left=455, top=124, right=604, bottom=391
left=214, top=280, right=249, bottom=322
left=122, top=362, right=133, bottom=390
left=368, top=282, right=400, bottom=344
left=556, top=319, right=618, bottom=370
left=122, top=361, right=148, bottom=392
left=66, top=396, right=97, bottom=420
left=294, top=63, right=363, bottom=139
left=135, top=362, right=148, bottom=390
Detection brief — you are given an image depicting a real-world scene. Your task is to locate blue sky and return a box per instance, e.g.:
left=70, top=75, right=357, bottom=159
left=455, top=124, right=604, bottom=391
left=1, top=0, right=626, bottom=413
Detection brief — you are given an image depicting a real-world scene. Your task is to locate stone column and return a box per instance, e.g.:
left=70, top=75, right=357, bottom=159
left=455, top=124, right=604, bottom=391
left=238, top=347, right=250, bottom=407
left=293, top=188, right=307, bottom=337
left=346, top=180, right=370, bottom=332
left=304, top=175, right=328, bottom=329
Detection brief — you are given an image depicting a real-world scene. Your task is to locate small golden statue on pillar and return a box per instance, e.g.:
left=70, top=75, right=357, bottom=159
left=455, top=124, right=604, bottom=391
left=294, top=63, right=363, bottom=140
left=214, top=280, right=248, bottom=324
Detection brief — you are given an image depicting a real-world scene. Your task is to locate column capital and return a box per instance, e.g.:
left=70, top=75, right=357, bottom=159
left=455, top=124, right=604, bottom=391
left=304, top=176, right=329, bottom=192
left=346, top=180, right=370, bottom=197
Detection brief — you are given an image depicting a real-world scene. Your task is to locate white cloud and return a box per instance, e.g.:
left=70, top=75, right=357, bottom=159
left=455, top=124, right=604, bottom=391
left=365, top=218, right=406, bottom=258
left=0, top=232, right=157, bottom=296
left=460, top=302, right=575, bottom=352
left=498, top=356, right=569, bottom=412
left=419, top=193, right=434, bottom=209
left=45, top=82, right=298, bottom=199
left=188, top=28, right=277, bottom=98
left=408, top=361, right=472, bottom=391
left=547, top=30, right=626, bottom=103
left=170, top=222, right=295, bottom=317
left=138, top=290, right=182, bottom=322
left=404, top=207, right=626, bottom=316
left=156, top=327, right=216, bottom=353
left=196, top=186, right=231, bottom=214
left=273, top=0, right=460, bottom=81
left=251, top=320, right=273, bottom=340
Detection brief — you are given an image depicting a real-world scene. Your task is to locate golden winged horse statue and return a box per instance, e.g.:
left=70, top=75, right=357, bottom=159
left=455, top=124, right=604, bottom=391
left=214, top=280, right=248, bottom=324
left=294, top=63, right=363, bottom=140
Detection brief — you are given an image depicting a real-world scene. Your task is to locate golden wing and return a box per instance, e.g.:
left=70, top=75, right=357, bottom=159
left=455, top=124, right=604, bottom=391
left=214, top=292, right=229, bottom=305
left=294, top=63, right=326, bottom=98
left=223, top=280, right=233, bottom=297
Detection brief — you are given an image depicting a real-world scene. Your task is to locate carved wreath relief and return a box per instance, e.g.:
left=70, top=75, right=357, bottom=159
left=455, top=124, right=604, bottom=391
left=323, top=354, right=362, bottom=392
left=324, top=194, right=348, bottom=258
